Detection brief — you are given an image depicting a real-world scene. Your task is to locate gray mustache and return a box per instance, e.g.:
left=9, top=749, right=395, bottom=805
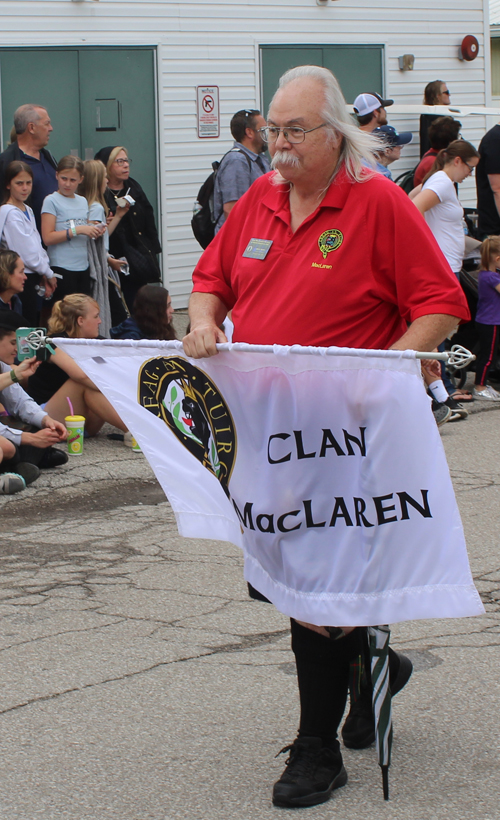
left=271, top=151, right=301, bottom=169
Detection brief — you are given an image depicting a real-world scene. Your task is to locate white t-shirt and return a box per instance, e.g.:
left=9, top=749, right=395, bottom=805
left=422, top=170, right=465, bottom=273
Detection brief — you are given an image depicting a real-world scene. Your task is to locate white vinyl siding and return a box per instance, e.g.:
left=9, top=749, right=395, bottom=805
left=491, top=0, right=500, bottom=24
left=0, top=0, right=489, bottom=304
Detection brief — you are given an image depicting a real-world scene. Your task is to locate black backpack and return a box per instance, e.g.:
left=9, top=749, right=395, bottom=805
left=394, top=165, right=418, bottom=195
left=191, top=148, right=252, bottom=249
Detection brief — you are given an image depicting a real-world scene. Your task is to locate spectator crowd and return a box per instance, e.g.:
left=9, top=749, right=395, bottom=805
left=0, top=103, right=175, bottom=494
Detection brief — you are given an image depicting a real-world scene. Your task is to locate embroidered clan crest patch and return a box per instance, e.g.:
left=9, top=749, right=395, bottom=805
left=318, top=229, right=343, bottom=259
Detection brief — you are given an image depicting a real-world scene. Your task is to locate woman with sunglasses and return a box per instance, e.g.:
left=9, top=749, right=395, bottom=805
left=93, top=146, right=162, bottom=310
left=420, top=80, right=452, bottom=157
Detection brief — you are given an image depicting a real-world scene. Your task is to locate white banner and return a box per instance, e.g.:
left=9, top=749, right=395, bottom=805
left=56, top=339, right=484, bottom=627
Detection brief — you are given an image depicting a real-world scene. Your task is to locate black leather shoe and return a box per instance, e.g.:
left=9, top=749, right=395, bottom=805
left=342, top=651, right=413, bottom=749
left=12, top=462, right=40, bottom=485
left=39, top=447, right=68, bottom=469
left=272, top=736, right=347, bottom=808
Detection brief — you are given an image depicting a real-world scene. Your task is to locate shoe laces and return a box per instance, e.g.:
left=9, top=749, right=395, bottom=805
left=275, top=741, right=326, bottom=779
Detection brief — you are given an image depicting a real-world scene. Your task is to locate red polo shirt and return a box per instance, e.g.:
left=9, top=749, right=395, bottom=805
left=192, top=168, right=469, bottom=349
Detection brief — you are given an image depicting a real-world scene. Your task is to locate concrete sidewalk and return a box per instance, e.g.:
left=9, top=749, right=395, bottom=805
left=1, top=403, right=499, bottom=820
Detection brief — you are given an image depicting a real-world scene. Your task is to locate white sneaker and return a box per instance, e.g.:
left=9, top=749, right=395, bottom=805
left=473, top=386, right=500, bottom=401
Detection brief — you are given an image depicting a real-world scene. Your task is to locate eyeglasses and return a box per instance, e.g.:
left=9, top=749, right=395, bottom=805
left=463, top=160, right=476, bottom=173
left=258, top=124, right=327, bottom=144
left=442, top=90, right=451, bottom=95
left=114, top=158, right=131, bottom=165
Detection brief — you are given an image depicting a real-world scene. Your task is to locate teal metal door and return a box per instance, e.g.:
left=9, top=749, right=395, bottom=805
left=0, top=48, right=158, bottom=217
left=260, top=45, right=384, bottom=117
left=79, top=49, right=158, bottom=212
left=0, top=50, right=81, bottom=161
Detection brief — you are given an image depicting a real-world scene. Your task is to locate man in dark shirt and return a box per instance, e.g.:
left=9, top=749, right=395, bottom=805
left=476, top=122, right=500, bottom=237
left=0, top=104, right=57, bottom=231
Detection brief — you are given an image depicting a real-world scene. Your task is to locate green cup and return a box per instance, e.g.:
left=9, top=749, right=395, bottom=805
left=65, top=415, right=85, bottom=456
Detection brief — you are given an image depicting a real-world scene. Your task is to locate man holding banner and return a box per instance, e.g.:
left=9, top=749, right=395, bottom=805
left=184, top=65, right=474, bottom=808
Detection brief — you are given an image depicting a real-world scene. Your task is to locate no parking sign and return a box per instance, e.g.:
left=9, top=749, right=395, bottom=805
left=196, top=85, right=220, bottom=138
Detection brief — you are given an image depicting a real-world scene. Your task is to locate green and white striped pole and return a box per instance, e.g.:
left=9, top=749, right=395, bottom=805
left=368, top=625, right=393, bottom=800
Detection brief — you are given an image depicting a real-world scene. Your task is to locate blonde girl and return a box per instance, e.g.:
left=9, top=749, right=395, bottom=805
left=26, top=293, right=127, bottom=435
left=79, top=159, right=128, bottom=276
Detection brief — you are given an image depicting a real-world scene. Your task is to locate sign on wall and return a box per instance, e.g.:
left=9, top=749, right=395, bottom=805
left=196, top=85, right=220, bottom=138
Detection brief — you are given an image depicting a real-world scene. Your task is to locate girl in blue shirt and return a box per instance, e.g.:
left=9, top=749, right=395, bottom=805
left=41, top=156, right=104, bottom=300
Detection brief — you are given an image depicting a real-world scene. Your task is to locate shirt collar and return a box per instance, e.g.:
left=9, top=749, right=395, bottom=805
left=261, top=165, right=355, bottom=223
left=19, top=148, right=42, bottom=164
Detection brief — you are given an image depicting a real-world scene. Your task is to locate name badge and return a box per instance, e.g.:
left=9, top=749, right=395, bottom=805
left=242, top=238, right=273, bottom=260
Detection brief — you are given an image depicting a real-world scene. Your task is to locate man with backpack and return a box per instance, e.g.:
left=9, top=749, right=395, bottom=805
left=191, top=109, right=270, bottom=249
left=212, top=109, right=270, bottom=235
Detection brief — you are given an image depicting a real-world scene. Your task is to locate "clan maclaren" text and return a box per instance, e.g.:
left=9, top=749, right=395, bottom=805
left=233, top=491, right=432, bottom=533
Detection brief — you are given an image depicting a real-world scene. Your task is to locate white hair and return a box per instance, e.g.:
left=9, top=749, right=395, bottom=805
left=268, top=65, right=381, bottom=184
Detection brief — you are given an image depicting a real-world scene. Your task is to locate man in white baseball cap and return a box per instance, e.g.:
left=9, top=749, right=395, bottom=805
left=353, top=91, right=394, bottom=132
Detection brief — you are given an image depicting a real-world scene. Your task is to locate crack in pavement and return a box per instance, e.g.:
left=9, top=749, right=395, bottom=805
left=449, top=468, right=500, bottom=493
left=0, top=628, right=290, bottom=716
left=0, top=617, right=128, bottom=654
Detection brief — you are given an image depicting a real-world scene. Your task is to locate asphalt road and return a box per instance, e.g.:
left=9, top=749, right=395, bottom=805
left=1, top=396, right=499, bottom=820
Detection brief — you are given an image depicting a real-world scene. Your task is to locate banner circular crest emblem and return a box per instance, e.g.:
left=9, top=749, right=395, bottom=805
left=138, top=356, right=236, bottom=494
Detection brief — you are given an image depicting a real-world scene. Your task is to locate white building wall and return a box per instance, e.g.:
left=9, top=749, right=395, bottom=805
left=0, top=0, right=490, bottom=304
left=491, top=0, right=500, bottom=25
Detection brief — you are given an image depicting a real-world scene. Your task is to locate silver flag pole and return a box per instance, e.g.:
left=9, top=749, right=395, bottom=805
left=50, top=336, right=476, bottom=371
